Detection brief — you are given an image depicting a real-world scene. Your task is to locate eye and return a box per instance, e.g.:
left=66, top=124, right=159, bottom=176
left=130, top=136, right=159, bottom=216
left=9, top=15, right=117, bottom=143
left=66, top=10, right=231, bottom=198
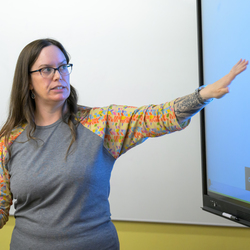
left=59, top=64, right=69, bottom=73
left=41, top=67, right=53, bottom=74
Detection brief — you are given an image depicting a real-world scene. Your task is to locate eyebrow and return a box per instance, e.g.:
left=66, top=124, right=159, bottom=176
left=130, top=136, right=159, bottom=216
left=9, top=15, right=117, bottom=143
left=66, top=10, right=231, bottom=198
left=38, top=60, right=67, bottom=68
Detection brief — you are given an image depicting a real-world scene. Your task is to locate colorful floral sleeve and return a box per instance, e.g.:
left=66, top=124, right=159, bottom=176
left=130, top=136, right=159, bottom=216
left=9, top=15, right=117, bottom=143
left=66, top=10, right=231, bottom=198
left=0, top=138, right=12, bottom=228
left=0, top=124, right=26, bottom=228
left=78, top=99, right=190, bottom=159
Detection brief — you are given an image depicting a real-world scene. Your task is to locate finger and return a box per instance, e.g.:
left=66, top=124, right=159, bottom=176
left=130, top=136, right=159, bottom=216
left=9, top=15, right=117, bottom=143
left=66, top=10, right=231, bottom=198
left=239, top=59, right=248, bottom=66
left=236, top=59, right=243, bottom=65
left=242, top=60, right=249, bottom=66
left=237, top=59, right=248, bottom=67
left=240, top=63, right=248, bottom=71
left=240, top=59, right=246, bottom=65
left=236, top=60, right=248, bottom=73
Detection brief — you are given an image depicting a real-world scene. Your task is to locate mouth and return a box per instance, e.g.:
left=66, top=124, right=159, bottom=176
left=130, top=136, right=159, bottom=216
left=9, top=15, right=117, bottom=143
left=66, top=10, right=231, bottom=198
left=51, top=86, right=65, bottom=90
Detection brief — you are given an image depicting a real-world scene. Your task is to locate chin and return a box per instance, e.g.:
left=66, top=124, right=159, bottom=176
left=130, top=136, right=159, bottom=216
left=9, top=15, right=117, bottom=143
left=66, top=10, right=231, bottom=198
left=51, top=97, right=68, bottom=104
left=55, top=93, right=70, bottom=102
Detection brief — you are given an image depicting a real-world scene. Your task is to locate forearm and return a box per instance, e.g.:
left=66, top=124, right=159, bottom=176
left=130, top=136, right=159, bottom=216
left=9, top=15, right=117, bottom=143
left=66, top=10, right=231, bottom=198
left=174, top=91, right=209, bottom=124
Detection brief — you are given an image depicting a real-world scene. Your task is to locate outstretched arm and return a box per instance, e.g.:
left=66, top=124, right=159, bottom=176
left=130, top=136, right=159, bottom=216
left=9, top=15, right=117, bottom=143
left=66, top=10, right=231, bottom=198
left=174, top=59, right=248, bottom=124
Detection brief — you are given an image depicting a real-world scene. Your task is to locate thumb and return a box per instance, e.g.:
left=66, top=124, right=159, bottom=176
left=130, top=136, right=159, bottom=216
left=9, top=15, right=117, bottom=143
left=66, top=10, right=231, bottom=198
left=217, top=87, right=229, bottom=99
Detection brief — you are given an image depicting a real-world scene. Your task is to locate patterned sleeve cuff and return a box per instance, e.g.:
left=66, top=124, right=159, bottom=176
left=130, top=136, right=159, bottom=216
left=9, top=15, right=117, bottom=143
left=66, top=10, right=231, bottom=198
left=195, top=85, right=214, bottom=104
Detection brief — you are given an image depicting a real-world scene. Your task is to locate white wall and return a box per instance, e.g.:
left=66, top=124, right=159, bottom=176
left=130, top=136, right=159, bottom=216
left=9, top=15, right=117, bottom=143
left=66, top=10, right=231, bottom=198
left=0, top=0, right=237, bottom=226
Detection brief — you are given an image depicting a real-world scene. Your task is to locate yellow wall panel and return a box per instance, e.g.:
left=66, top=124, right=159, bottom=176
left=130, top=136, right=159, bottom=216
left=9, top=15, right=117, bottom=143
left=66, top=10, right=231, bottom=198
left=1, top=217, right=250, bottom=250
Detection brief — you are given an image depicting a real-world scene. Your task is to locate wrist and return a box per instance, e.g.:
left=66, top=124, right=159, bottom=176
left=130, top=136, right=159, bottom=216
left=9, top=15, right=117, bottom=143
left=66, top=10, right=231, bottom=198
left=195, top=85, right=214, bottom=104
left=228, top=71, right=236, bottom=81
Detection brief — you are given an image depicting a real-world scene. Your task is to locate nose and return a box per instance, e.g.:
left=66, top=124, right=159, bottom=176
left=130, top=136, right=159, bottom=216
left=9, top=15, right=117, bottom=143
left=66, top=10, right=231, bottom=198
left=53, top=68, right=62, bottom=80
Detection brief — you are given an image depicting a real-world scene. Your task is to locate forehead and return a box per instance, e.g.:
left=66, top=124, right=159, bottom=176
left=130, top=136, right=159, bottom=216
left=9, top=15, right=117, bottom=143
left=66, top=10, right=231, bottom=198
left=33, top=45, right=66, bottom=67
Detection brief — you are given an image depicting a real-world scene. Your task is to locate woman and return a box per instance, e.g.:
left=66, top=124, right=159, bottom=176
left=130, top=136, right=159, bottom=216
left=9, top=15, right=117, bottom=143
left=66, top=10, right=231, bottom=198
left=0, top=38, right=248, bottom=249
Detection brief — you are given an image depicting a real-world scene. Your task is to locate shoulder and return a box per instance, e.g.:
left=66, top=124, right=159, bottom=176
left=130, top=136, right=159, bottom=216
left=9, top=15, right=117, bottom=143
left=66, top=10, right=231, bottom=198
left=0, top=123, right=27, bottom=143
left=76, top=105, right=92, bottom=120
left=0, top=123, right=27, bottom=160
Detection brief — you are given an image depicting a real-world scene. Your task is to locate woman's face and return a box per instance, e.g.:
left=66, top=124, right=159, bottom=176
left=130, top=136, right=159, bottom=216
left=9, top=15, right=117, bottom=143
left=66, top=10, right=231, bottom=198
left=29, top=45, right=70, bottom=109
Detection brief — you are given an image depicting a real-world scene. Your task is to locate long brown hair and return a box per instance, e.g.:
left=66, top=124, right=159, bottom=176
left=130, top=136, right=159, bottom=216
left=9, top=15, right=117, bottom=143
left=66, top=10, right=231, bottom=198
left=0, top=38, right=83, bottom=161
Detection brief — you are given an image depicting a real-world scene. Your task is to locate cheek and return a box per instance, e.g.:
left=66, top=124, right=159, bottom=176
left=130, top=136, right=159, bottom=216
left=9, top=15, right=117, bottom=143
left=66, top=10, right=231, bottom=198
left=64, top=81, right=70, bottom=99
left=63, top=75, right=70, bottom=87
left=67, top=85, right=71, bottom=98
left=65, top=77, right=70, bottom=90
left=31, top=78, right=49, bottom=93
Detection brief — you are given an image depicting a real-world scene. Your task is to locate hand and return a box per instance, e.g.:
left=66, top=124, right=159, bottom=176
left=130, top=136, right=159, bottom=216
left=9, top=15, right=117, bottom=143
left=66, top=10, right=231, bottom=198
left=200, top=59, right=249, bottom=100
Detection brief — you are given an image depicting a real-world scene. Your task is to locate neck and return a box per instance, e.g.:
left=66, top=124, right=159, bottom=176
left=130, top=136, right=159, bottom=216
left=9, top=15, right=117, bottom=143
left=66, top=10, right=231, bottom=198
left=34, top=101, right=67, bottom=126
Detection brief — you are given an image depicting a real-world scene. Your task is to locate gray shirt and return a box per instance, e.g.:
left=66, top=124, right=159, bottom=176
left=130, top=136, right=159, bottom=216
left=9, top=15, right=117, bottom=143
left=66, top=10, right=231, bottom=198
left=1, top=102, right=191, bottom=249
left=8, top=118, right=119, bottom=249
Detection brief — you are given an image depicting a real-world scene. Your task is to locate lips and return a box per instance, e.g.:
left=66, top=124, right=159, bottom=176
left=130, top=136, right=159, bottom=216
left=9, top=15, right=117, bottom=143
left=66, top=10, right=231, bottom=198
left=51, top=86, right=65, bottom=90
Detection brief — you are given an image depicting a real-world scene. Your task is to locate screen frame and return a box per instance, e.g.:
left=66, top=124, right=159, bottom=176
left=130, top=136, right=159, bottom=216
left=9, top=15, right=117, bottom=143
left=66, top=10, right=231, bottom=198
left=196, top=0, right=250, bottom=227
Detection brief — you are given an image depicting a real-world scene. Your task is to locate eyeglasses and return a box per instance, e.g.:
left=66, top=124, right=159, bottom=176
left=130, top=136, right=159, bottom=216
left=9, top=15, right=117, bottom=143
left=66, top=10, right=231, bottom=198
left=29, top=64, right=73, bottom=78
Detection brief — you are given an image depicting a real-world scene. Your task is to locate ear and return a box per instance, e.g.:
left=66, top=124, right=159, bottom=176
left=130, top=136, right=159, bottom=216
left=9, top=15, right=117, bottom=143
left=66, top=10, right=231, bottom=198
left=29, top=81, right=34, bottom=91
